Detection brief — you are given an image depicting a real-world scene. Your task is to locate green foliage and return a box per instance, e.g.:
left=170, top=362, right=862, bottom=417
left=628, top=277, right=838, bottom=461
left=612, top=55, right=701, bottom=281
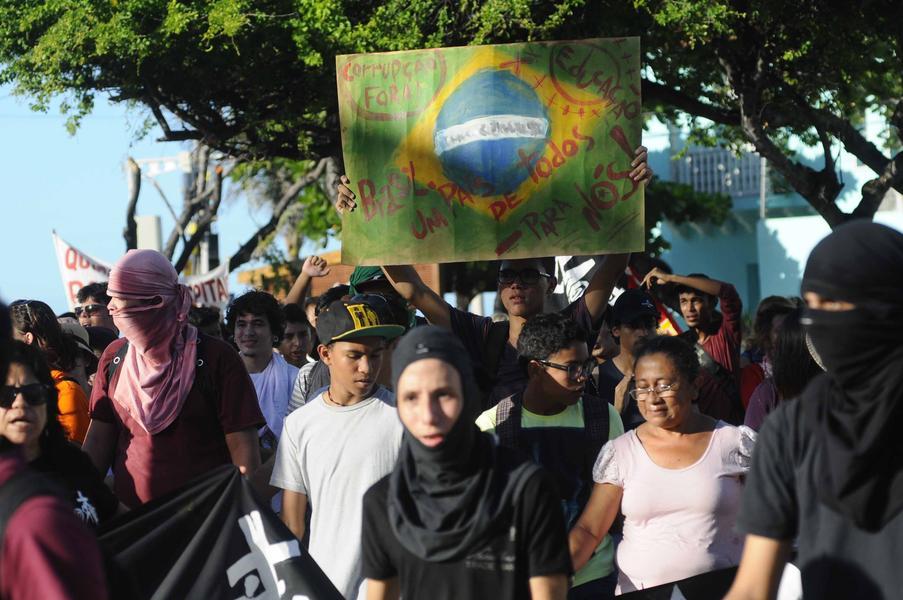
left=645, top=178, right=732, bottom=255
left=2, top=0, right=897, bottom=243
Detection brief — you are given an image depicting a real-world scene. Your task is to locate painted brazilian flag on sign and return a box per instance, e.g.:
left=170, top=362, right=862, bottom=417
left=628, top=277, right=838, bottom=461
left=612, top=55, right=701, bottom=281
left=336, top=38, right=644, bottom=265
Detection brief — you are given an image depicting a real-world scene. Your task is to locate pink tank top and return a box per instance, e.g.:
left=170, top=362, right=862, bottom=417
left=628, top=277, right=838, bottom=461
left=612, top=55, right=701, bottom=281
left=593, top=421, right=756, bottom=593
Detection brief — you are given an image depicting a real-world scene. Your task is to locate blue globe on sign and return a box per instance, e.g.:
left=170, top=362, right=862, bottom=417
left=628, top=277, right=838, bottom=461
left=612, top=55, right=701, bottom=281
left=434, top=69, right=550, bottom=196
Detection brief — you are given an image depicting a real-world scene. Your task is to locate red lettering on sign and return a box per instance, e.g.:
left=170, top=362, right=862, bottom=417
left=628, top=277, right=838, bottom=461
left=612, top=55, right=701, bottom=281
left=411, top=207, right=449, bottom=240
left=489, top=193, right=524, bottom=222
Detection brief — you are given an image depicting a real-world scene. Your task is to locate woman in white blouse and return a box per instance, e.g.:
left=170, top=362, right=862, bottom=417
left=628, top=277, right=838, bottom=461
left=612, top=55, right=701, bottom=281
left=569, top=335, right=756, bottom=594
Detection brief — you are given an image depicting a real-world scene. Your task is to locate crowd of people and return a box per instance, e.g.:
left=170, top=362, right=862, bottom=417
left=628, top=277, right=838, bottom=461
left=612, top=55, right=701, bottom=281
left=1, top=151, right=902, bottom=600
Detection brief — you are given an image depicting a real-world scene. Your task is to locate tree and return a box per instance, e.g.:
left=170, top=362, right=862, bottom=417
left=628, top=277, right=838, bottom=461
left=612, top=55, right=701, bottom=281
left=123, top=144, right=340, bottom=273
left=4, top=0, right=892, bottom=238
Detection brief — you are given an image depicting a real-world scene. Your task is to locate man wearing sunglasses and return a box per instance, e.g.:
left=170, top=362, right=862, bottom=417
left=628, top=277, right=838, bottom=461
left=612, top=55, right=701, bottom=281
left=75, top=282, right=117, bottom=335
left=476, top=313, right=624, bottom=599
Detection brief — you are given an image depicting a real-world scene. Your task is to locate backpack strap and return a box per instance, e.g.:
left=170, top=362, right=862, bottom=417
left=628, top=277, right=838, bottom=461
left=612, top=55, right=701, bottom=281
left=0, top=470, right=67, bottom=559
left=105, top=342, right=131, bottom=390
left=494, top=393, right=522, bottom=451
left=581, top=392, right=610, bottom=473
left=105, top=336, right=213, bottom=400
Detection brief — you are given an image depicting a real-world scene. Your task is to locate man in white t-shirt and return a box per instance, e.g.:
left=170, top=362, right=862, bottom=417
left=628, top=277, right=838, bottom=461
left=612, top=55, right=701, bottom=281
left=271, top=297, right=405, bottom=599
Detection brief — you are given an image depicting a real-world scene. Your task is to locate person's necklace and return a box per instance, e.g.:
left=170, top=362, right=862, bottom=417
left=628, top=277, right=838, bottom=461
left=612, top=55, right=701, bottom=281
left=326, top=388, right=346, bottom=407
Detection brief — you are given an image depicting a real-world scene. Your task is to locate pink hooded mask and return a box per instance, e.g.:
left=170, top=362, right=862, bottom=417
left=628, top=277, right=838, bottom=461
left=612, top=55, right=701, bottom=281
left=107, top=249, right=198, bottom=435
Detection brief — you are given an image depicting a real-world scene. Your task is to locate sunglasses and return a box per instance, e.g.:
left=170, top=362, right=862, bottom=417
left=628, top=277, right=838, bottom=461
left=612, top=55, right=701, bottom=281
left=74, top=304, right=108, bottom=318
left=498, top=268, right=551, bottom=286
left=537, top=359, right=595, bottom=381
left=0, top=384, right=50, bottom=409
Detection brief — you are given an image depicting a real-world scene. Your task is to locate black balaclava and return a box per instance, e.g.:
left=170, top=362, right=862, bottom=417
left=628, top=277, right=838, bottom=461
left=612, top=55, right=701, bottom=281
left=388, top=326, right=538, bottom=561
left=800, top=220, right=903, bottom=531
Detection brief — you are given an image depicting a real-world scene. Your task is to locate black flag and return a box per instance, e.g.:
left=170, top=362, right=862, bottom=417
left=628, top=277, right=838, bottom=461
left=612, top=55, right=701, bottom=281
left=618, top=567, right=738, bottom=600
left=98, top=465, right=342, bottom=600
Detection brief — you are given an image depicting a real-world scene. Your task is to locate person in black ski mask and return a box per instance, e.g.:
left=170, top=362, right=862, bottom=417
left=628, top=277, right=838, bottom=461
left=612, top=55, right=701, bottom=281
left=727, top=220, right=903, bottom=600
left=360, top=326, right=572, bottom=600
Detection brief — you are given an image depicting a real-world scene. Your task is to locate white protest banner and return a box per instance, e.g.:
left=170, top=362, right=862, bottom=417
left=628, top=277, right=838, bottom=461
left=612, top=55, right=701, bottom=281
left=182, top=262, right=230, bottom=310
left=52, top=232, right=113, bottom=311
left=53, top=233, right=231, bottom=311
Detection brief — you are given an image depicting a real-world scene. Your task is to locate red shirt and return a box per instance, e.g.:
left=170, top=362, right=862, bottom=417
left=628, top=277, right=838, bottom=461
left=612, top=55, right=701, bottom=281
left=0, top=451, right=108, bottom=600
left=702, top=283, right=743, bottom=379
left=89, top=334, right=264, bottom=507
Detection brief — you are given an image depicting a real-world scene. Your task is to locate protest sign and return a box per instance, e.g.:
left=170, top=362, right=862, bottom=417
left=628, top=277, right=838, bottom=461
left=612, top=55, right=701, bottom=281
left=52, top=232, right=113, bottom=311
left=99, top=465, right=342, bottom=600
left=336, top=38, right=644, bottom=265
left=51, top=233, right=231, bottom=310
left=183, top=262, right=231, bottom=310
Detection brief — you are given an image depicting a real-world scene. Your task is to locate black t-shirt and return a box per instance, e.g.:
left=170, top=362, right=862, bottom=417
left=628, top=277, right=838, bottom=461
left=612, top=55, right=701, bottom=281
left=30, top=442, right=119, bottom=528
left=448, top=298, right=599, bottom=407
left=738, top=396, right=903, bottom=599
left=595, top=360, right=643, bottom=431
left=361, top=468, right=572, bottom=599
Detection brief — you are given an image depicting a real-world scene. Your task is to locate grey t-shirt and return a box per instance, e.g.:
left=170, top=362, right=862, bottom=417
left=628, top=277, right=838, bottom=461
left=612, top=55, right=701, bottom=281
left=271, top=386, right=403, bottom=599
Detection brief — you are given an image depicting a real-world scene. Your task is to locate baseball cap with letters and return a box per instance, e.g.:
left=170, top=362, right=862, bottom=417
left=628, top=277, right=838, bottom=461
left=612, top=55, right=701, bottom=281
left=316, top=298, right=405, bottom=345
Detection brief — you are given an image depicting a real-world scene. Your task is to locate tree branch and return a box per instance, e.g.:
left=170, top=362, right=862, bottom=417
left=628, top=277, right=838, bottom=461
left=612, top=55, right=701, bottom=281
left=123, top=158, right=141, bottom=250
left=228, top=158, right=329, bottom=272
left=642, top=80, right=740, bottom=126
left=147, top=98, right=202, bottom=143
left=173, top=166, right=225, bottom=273
left=853, top=149, right=903, bottom=219
left=722, top=53, right=847, bottom=227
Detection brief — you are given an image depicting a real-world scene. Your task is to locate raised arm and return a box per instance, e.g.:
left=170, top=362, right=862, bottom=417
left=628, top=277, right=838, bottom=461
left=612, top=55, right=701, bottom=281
left=583, top=253, right=629, bottom=323
left=381, top=265, right=451, bottom=329
left=284, top=255, right=331, bottom=306
left=643, top=267, right=725, bottom=297
left=569, top=482, right=623, bottom=571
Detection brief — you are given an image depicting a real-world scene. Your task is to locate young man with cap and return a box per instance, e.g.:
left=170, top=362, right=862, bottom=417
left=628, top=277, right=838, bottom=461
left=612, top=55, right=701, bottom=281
left=271, top=297, right=405, bottom=600
left=642, top=268, right=743, bottom=423
left=476, top=314, right=624, bottom=599
left=596, top=289, right=658, bottom=431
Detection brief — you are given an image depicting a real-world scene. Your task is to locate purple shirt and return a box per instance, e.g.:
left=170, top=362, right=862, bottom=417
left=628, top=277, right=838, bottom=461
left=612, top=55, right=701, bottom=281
left=0, top=451, right=108, bottom=600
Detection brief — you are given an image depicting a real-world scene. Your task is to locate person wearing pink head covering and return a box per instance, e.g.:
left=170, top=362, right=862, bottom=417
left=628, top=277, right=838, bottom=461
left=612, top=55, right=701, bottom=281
left=82, top=250, right=264, bottom=508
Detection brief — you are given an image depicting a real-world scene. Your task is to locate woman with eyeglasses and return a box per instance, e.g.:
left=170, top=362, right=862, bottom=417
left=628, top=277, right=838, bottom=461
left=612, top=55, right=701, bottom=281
left=569, top=335, right=756, bottom=594
left=2, top=341, right=120, bottom=528
left=10, top=300, right=91, bottom=444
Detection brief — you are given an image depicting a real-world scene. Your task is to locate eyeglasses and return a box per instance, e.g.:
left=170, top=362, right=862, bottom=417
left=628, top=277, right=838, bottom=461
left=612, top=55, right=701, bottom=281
left=498, top=268, right=551, bottom=286
left=537, top=359, right=595, bottom=381
left=0, top=384, right=51, bottom=409
left=74, top=304, right=107, bottom=318
left=629, top=383, right=679, bottom=401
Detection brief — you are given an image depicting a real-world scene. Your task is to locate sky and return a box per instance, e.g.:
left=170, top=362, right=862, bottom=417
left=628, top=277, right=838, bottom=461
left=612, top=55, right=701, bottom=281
left=0, top=85, right=317, bottom=314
